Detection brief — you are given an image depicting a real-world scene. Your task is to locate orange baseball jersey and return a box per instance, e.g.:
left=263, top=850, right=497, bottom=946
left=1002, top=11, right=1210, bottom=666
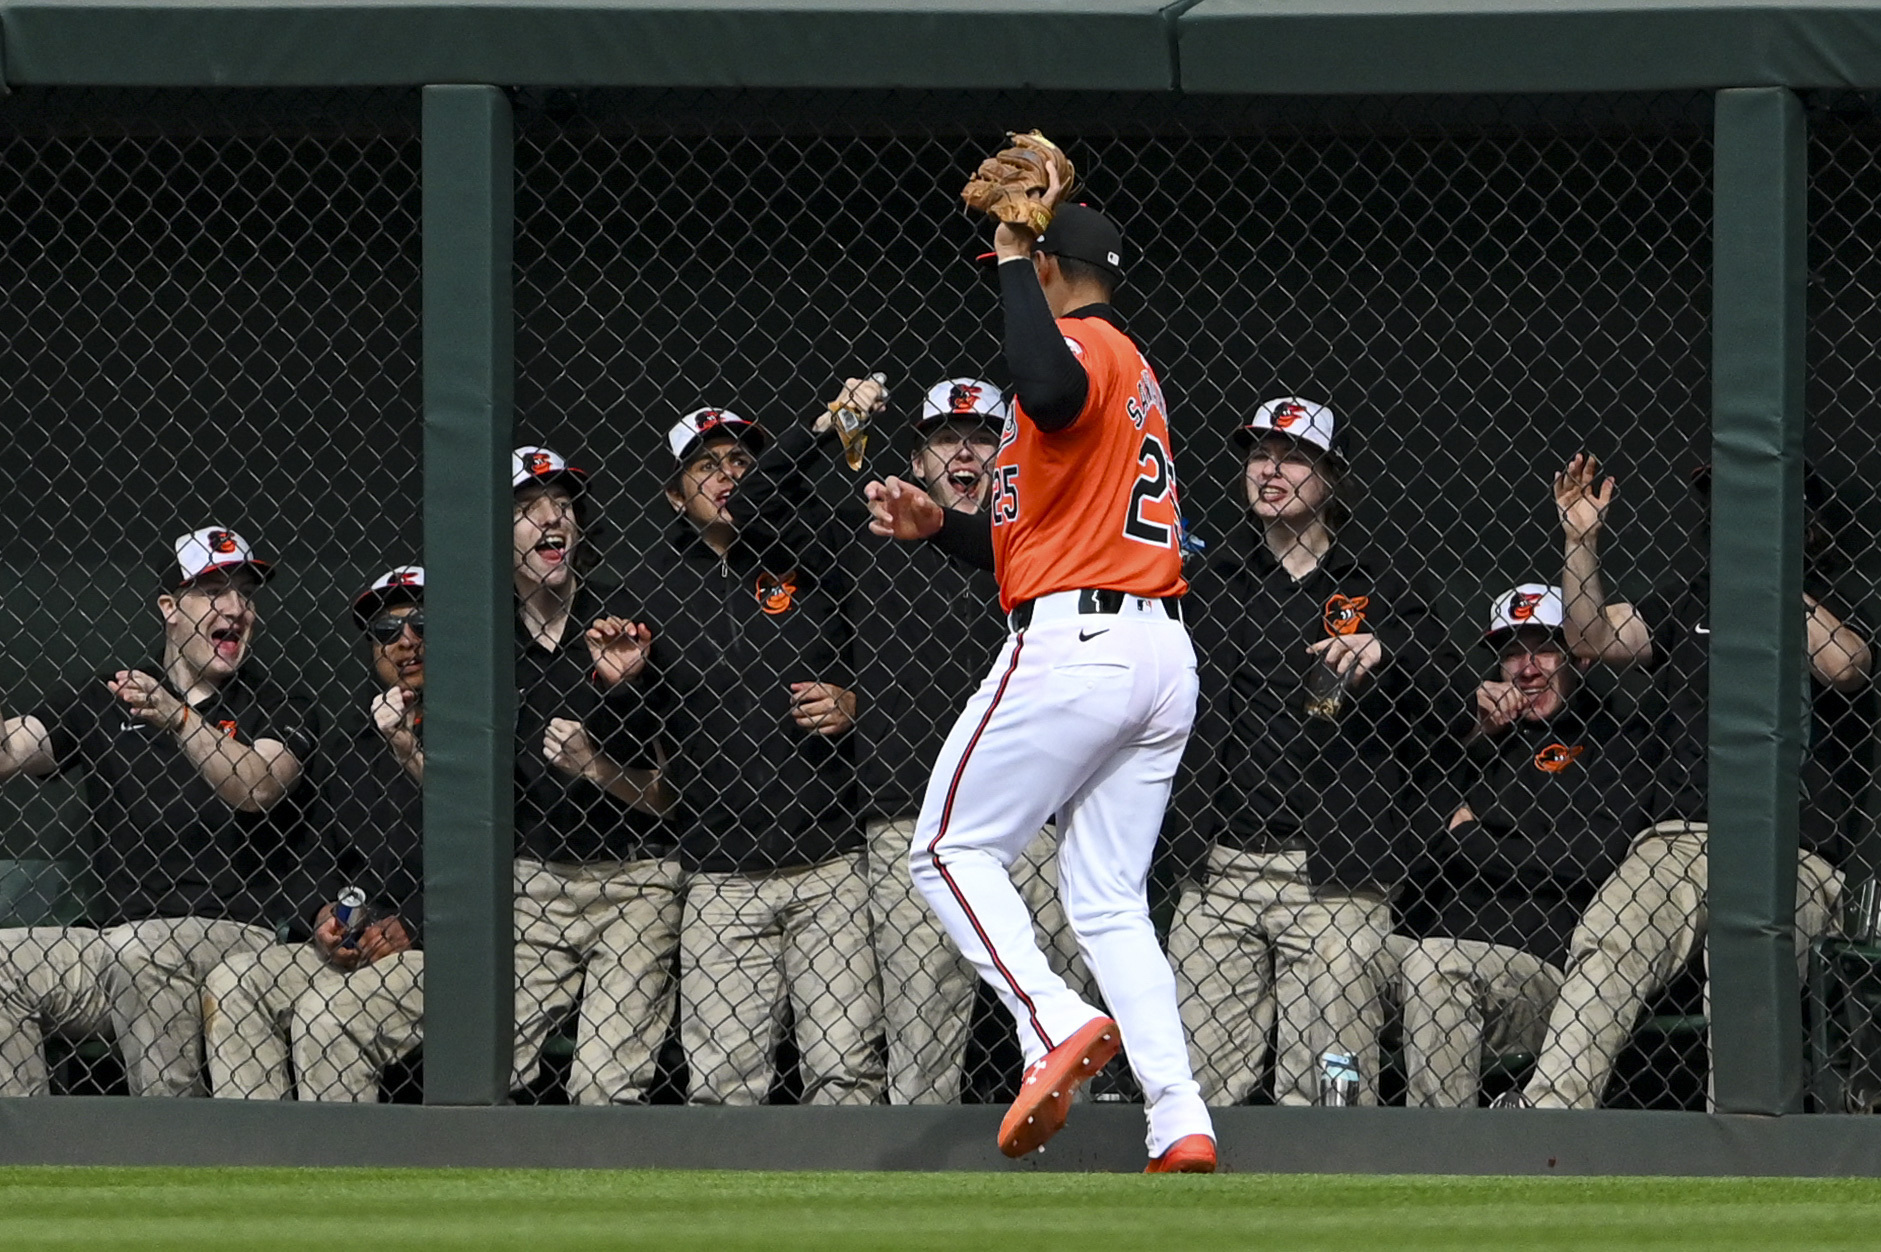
left=988, top=315, right=1186, bottom=611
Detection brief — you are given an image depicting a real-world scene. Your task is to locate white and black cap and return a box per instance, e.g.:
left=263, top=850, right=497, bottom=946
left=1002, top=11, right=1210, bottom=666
left=165, top=526, right=274, bottom=590
left=512, top=446, right=590, bottom=497
left=914, top=378, right=1011, bottom=433
left=351, top=565, right=425, bottom=631
left=1483, top=583, right=1566, bottom=646
left=667, top=408, right=770, bottom=462
left=1233, top=396, right=1344, bottom=461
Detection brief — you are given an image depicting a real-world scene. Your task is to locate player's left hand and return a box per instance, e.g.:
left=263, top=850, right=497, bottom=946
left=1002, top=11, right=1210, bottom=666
left=1449, top=804, right=1477, bottom=830
left=815, top=376, right=888, bottom=435
left=586, top=617, right=653, bottom=687
left=109, top=670, right=189, bottom=734
left=788, top=682, right=857, bottom=736
left=864, top=477, right=945, bottom=541
left=1306, top=633, right=1385, bottom=685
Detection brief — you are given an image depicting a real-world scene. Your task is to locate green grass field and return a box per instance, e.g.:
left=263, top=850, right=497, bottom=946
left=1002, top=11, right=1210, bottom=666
left=2, top=1169, right=1880, bottom=1250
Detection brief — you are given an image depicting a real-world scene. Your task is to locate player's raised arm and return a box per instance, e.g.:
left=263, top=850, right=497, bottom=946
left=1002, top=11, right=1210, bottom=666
left=996, top=226, right=1087, bottom=432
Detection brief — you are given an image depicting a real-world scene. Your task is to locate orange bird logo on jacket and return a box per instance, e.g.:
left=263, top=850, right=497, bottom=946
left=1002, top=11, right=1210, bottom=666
left=1323, top=594, right=1370, bottom=636
left=1534, top=743, right=1584, bottom=773
left=756, top=572, right=798, bottom=616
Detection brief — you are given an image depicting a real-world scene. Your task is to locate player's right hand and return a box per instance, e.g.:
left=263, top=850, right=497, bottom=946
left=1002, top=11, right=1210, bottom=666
left=864, top=476, right=944, bottom=541
left=1555, top=453, right=1616, bottom=545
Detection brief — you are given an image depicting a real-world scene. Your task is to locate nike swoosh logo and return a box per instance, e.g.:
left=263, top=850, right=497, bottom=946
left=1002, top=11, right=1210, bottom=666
left=1079, top=629, right=1110, bottom=642
left=120, top=721, right=148, bottom=732
left=1694, top=625, right=1710, bottom=635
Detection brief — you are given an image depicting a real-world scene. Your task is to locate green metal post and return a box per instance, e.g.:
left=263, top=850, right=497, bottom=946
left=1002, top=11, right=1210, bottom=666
left=1709, top=86, right=1807, bottom=1115
left=421, top=84, right=515, bottom=1105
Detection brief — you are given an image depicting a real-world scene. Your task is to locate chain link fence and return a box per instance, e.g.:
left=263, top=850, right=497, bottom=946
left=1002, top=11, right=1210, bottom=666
left=0, top=85, right=1871, bottom=1112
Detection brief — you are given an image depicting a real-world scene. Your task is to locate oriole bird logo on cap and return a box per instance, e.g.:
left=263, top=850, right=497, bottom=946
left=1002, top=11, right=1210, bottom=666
left=1535, top=743, right=1585, bottom=773
left=1509, top=591, right=1545, bottom=621
left=756, top=572, right=797, bottom=616
left=948, top=384, right=983, bottom=413
left=525, top=452, right=553, bottom=477
left=207, top=530, right=239, bottom=556
left=1271, top=402, right=1311, bottom=430
left=1323, top=594, right=1370, bottom=637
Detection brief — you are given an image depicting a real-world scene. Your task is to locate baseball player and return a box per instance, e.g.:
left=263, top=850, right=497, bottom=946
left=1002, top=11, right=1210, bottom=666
left=205, top=566, right=428, bottom=1100
left=0, top=527, right=321, bottom=1096
left=1504, top=456, right=1870, bottom=1108
left=867, top=197, right=1214, bottom=1171
left=731, top=374, right=1098, bottom=1104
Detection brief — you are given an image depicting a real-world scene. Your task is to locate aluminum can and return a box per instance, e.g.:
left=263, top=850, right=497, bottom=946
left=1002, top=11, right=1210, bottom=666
left=1319, top=1050, right=1360, bottom=1107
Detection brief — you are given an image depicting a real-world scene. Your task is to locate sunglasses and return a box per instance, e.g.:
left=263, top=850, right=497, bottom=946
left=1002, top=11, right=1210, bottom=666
left=365, top=613, right=425, bottom=645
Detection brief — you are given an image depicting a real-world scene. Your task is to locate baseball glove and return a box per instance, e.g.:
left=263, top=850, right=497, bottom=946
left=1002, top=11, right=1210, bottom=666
left=961, top=131, right=1076, bottom=236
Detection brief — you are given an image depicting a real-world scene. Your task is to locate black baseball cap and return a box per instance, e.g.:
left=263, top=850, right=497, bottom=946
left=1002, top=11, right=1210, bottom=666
left=972, top=203, right=1126, bottom=282
left=1037, top=204, right=1125, bottom=281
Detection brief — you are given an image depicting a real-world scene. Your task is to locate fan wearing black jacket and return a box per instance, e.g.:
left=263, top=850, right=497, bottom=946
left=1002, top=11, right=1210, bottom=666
left=1506, top=456, right=1871, bottom=1109
left=730, top=375, right=1094, bottom=1105
left=0, top=526, right=321, bottom=1098
left=627, top=407, right=883, bottom=1106
left=206, top=566, right=427, bottom=1101
left=1352, top=584, right=1650, bottom=1107
left=1165, top=399, right=1455, bottom=1107
left=508, top=446, right=682, bottom=1105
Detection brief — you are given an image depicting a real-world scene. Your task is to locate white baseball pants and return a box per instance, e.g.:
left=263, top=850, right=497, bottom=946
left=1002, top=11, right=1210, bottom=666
left=909, top=592, right=1213, bottom=1155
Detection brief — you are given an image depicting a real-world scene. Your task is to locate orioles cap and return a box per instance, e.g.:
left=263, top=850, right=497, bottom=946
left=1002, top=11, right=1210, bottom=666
left=165, top=526, right=274, bottom=591
left=668, top=408, right=770, bottom=462
left=512, top=446, right=590, bottom=497
left=973, top=203, right=1125, bottom=281
left=1483, top=583, right=1566, bottom=646
left=1234, top=397, right=1344, bottom=461
left=351, top=565, right=425, bottom=631
left=1037, top=204, right=1125, bottom=280
left=914, top=378, right=1011, bottom=433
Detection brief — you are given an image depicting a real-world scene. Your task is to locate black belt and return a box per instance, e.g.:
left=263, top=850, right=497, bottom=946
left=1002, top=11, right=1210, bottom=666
left=1217, top=830, right=1310, bottom=857
left=1009, top=589, right=1184, bottom=632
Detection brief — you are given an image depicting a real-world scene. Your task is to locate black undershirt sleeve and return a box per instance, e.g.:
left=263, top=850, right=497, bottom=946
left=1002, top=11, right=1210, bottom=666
left=999, top=257, right=1088, bottom=431
left=927, top=507, right=996, bottom=572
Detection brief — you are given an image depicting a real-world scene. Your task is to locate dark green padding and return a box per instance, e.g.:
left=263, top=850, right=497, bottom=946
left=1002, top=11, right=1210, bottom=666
left=420, top=84, right=516, bottom=1106
left=1708, top=86, right=1808, bottom=1116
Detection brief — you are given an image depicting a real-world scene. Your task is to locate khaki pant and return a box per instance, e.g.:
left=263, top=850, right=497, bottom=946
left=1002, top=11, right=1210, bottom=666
left=1524, top=822, right=1843, bottom=1109
left=865, top=817, right=1095, bottom=1104
left=513, top=856, right=686, bottom=1104
left=1367, top=934, right=1562, bottom=1108
left=681, top=853, right=885, bottom=1105
left=0, top=927, right=113, bottom=1096
left=1167, top=845, right=1392, bottom=1106
left=204, top=942, right=424, bottom=1101
left=106, top=917, right=282, bottom=1096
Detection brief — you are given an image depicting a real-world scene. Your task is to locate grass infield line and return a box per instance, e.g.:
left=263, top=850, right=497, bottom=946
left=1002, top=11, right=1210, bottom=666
left=2, top=1168, right=1881, bottom=1249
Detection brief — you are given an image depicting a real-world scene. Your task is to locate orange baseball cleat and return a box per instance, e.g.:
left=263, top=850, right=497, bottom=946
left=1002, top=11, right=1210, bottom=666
left=998, top=1015, right=1121, bottom=1158
left=1145, top=1134, right=1217, bottom=1174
